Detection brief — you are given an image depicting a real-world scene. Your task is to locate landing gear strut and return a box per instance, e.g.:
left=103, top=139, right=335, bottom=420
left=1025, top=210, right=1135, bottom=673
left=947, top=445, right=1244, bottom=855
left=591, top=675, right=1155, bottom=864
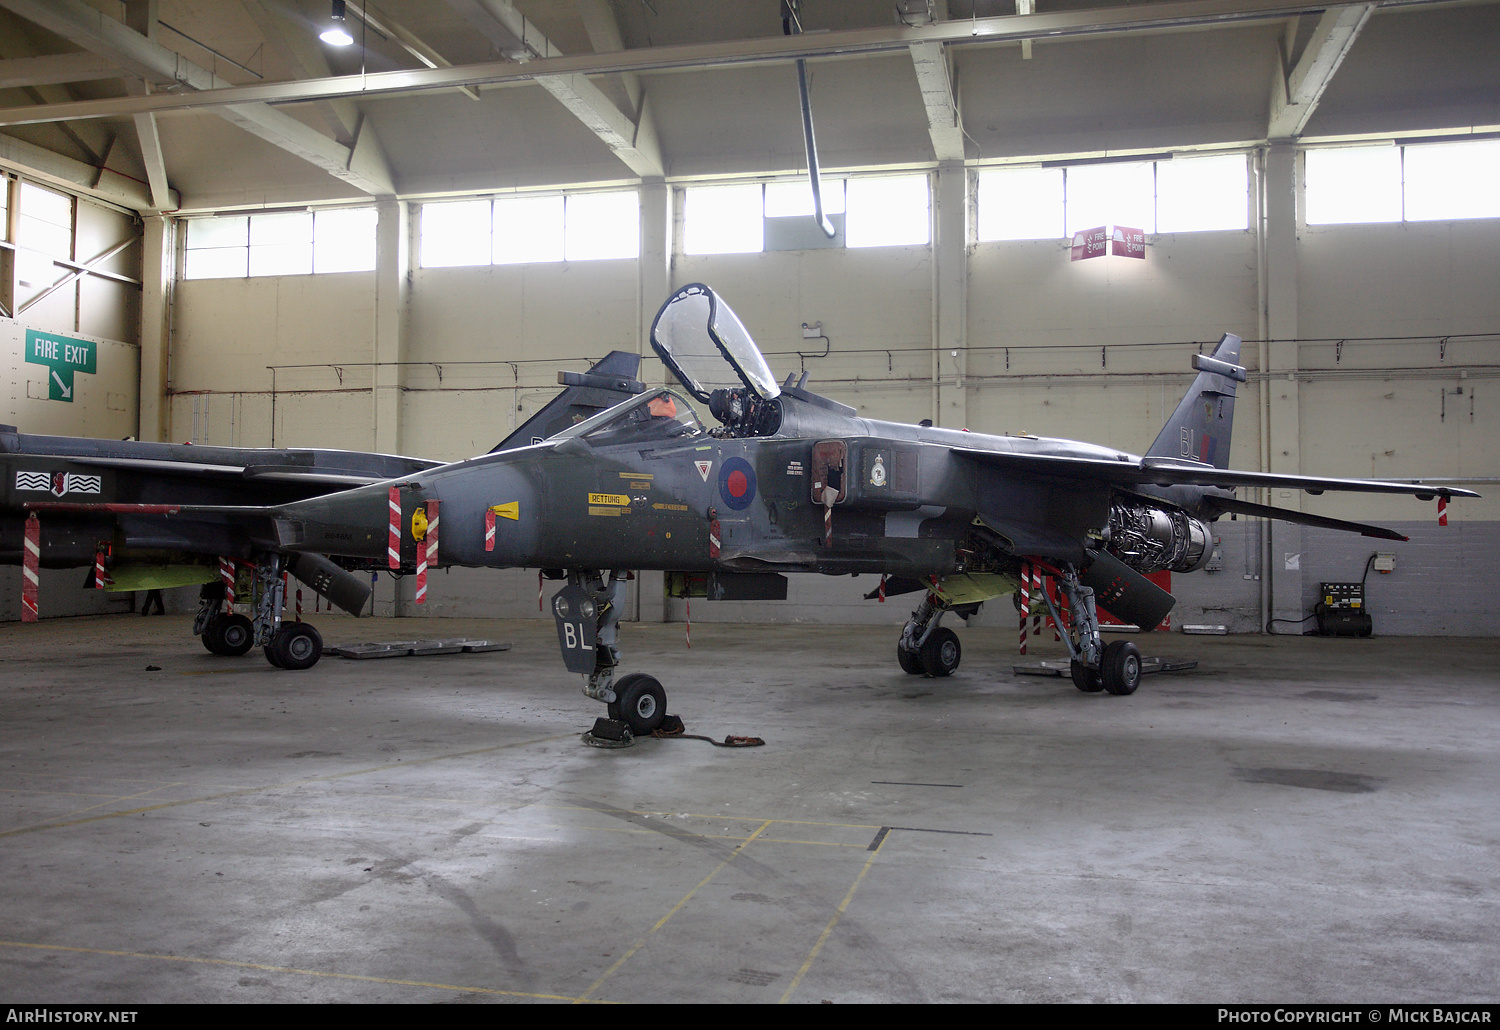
left=897, top=591, right=962, bottom=678
left=1044, top=562, right=1139, bottom=696
left=252, top=554, right=323, bottom=670
left=553, top=569, right=667, bottom=739
left=194, top=580, right=257, bottom=657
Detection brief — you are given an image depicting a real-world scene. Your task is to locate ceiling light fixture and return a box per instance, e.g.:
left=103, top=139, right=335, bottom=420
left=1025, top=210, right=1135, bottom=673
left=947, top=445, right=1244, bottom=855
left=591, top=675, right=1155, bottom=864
left=319, top=0, right=354, bottom=46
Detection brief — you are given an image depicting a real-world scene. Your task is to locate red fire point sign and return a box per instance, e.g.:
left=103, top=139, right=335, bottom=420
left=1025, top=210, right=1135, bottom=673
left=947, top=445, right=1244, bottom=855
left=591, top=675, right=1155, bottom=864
left=1112, top=225, right=1146, bottom=258
left=1070, top=225, right=1107, bottom=261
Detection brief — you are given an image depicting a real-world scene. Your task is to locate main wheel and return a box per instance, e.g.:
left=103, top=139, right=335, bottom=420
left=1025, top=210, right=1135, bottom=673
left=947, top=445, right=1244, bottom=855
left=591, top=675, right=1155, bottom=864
left=919, top=627, right=961, bottom=678
left=1101, top=640, right=1142, bottom=696
left=1070, top=659, right=1103, bottom=692
left=266, top=622, right=322, bottom=671
left=217, top=614, right=254, bottom=657
left=200, top=614, right=227, bottom=654
left=896, top=639, right=924, bottom=675
left=608, top=673, right=667, bottom=735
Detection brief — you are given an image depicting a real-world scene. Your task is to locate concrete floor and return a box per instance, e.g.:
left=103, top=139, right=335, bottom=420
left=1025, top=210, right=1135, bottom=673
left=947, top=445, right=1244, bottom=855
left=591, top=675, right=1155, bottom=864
left=1, top=613, right=1497, bottom=1004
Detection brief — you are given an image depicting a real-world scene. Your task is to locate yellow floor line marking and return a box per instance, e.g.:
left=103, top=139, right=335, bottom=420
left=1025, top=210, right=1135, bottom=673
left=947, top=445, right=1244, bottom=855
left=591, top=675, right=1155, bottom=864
left=576, top=819, right=775, bottom=1004
left=47, top=783, right=185, bottom=823
left=779, top=829, right=890, bottom=1003
left=0, top=734, right=576, bottom=840
left=0, top=940, right=592, bottom=1002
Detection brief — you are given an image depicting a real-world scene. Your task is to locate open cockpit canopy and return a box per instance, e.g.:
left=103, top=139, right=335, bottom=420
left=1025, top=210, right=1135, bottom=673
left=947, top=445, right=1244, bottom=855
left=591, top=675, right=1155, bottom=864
left=551, top=387, right=705, bottom=446
left=649, top=284, right=781, bottom=405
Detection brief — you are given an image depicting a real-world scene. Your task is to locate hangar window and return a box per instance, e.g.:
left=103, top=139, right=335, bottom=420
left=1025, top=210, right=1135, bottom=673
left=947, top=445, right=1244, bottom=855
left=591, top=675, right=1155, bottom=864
left=845, top=174, right=929, bottom=248
left=313, top=208, right=377, bottom=273
left=564, top=191, right=640, bottom=261
left=1155, top=154, right=1249, bottom=232
left=683, top=174, right=925, bottom=253
left=684, top=184, right=764, bottom=255
left=977, top=154, right=1249, bottom=241
left=419, top=200, right=491, bottom=268
left=249, top=211, right=312, bottom=277
left=1402, top=140, right=1500, bottom=222
left=17, top=182, right=73, bottom=287
left=1305, top=147, right=1403, bottom=225
left=186, top=208, right=376, bottom=279
left=420, top=190, right=638, bottom=267
left=976, top=167, right=1064, bottom=241
left=494, top=195, right=564, bottom=264
left=1304, top=140, right=1500, bottom=225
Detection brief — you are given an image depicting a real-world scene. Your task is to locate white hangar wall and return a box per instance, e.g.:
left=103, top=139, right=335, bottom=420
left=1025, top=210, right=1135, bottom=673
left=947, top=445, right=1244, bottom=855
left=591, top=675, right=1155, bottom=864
left=0, top=183, right=143, bottom=620
left=162, top=170, right=1500, bottom=633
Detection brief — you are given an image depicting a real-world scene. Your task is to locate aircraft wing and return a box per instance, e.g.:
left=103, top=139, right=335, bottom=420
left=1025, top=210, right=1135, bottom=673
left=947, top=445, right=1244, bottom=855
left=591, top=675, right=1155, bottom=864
left=18, top=452, right=440, bottom=487
left=952, top=448, right=1480, bottom=500
left=1197, top=495, right=1411, bottom=541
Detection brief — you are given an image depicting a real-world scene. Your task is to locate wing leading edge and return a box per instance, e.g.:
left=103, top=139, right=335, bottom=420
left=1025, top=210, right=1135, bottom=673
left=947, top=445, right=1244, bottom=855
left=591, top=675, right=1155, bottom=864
left=952, top=448, right=1480, bottom=500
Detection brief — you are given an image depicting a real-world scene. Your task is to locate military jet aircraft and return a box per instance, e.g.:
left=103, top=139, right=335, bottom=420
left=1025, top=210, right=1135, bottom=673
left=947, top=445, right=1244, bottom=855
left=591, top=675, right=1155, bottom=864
left=1, top=352, right=645, bottom=658
left=17, top=284, right=1475, bottom=736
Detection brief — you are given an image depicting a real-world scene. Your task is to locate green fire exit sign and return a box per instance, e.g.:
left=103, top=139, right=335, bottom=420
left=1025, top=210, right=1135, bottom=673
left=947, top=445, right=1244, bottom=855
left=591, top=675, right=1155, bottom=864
left=25, top=329, right=96, bottom=402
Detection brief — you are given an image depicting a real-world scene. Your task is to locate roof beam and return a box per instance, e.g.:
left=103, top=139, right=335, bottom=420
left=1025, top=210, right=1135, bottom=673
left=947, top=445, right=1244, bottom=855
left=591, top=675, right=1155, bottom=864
left=347, top=1, right=480, bottom=101
left=122, top=4, right=173, bottom=214
left=909, top=41, right=964, bottom=162
left=0, top=130, right=163, bottom=211
left=0, top=0, right=394, bottom=196
left=0, top=52, right=121, bottom=90
left=446, top=0, right=662, bottom=177
left=0, top=0, right=1454, bottom=130
left=1267, top=4, right=1375, bottom=139
left=132, top=104, right=172, bottom=210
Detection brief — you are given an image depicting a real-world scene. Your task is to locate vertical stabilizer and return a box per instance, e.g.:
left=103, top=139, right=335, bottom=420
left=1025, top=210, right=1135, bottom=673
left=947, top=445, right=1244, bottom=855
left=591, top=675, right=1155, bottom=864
left=489, top=352, right=643, bottom=452
left=1146, top=333, right=1244, bottom=470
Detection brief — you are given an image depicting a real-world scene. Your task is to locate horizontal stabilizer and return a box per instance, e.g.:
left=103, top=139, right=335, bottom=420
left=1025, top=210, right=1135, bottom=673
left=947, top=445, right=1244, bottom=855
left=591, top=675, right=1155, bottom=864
left=1202, top=495, right=1409, bottom=541
left=1080, top=549, right=1176, bottom=631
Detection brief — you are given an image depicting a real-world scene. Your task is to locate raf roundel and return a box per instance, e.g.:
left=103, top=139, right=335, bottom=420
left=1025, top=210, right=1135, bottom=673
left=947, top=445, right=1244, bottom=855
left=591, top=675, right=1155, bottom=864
left=718, top=456, right=757, bottom=511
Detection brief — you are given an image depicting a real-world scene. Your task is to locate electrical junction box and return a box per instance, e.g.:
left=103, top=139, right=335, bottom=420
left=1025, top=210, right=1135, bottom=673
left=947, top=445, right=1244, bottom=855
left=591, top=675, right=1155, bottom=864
left=1374, top=553, right=1397, bottom=573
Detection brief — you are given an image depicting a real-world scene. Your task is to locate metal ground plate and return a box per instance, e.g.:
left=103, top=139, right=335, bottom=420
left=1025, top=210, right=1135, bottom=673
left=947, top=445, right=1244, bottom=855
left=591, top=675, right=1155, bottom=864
left=1012, top=657, right=1198, bottom=677
left=331, top=639, right=512, bottom=659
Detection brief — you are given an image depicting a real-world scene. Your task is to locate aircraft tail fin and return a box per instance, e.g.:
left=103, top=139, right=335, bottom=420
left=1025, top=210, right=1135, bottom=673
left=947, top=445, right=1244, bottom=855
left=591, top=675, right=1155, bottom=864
left=1146, top=333, right=1244, bottom=470
left=489, top=351, right=644, bottom=452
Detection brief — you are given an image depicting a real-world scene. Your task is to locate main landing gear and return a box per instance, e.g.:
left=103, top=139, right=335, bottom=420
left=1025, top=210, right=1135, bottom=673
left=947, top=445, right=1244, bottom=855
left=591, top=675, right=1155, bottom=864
left=552, top=569, right=668, bottom=742
left=192, top=555, right=323, bottom=670
left=890, top=563, right=1142, bottom=696
left=1043, top=562, right=1140, bottom=696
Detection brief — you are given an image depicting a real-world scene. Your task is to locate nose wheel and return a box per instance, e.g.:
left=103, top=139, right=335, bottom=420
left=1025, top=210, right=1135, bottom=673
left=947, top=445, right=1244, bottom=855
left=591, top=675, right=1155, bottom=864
left=608, top=673, right=667, bottom=734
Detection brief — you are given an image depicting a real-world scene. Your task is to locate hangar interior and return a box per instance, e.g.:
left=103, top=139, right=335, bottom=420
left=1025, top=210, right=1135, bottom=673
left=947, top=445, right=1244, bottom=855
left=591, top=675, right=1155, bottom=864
left=1, top=0, right=1498, bottom=1005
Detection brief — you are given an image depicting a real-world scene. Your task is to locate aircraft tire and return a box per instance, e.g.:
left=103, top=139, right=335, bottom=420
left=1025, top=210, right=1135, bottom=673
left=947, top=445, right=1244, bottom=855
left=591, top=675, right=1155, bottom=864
left=217, top=614, right=254, bottom=657
left=1101, top=640, right=1142, bottom=696
left=919, top=627, right=961, bottom=678
left=200, top=615, right=227, bottom=655
left=1070, top=660, right=1104, bottom=692
left=267, top=623, right=323, bottom=671
left=608, top=673, right=666, bottom=735
left=896, top=640, right=924, bottom=675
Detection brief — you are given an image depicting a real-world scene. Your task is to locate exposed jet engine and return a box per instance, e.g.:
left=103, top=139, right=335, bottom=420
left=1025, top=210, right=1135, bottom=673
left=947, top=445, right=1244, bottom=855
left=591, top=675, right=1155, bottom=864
left=1105, top=499, right=1212, bottom=573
